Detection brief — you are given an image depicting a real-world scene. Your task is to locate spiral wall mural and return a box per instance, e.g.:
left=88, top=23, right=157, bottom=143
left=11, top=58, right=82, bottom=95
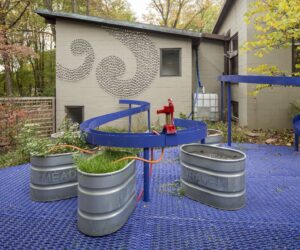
left=56, top=39, right=95, bottom=81
left=56, top=28, right=160, bottom=97
left=96, top=28, right=160, bottom=98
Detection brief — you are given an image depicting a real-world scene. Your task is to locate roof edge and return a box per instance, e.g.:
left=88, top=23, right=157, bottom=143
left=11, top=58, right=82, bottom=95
left=36, top=9, right=227, bottom=42
left=35, top=9, right=204, bottom=40
left=212, top=0, right=235, bottom=34
left=201, top=33, right=228, bottom=41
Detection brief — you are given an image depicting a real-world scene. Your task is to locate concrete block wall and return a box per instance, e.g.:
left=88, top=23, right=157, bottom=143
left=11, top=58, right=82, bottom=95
left=246, top=17, right=300, bottom=129
left=197, top=40, right=224, bottom=120
left=56, top=20, right=193, bottom=129
left=216, top=0, right=249, bottom=127
left=216, top=0, right=300, bottom=129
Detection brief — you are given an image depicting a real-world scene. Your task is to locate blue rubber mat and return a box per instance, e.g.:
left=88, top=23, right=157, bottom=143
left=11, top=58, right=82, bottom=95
left=0, top=144, right=300, bottom=249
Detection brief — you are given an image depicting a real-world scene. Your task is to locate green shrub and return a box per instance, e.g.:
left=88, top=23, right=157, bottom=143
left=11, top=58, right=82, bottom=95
left=98, top=126, right=128, bottom=133
left=56, top=117, right=86, bottom=148
left=289, top=100, right=300, bottom=118
left=75, top=150, right=134, bottom=174
left=0, top=151, right=28, bottom=168
left=179, top=112, right=188, bottom=120
left=0, top=118, right=88, bottom=168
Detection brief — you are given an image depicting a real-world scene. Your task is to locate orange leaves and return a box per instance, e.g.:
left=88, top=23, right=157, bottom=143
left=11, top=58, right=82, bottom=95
left=0, top=101, right=28, bottom=150
left=0, top=28, right=35, bottom=59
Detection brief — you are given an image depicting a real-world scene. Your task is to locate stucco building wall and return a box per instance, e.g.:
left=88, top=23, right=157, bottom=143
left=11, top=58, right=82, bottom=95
left=56, top=20, right=192, bottom=129
left=216, top=0, right=249, bottom=127
left=246, top=18, right=300, bottom=129
left=197, top=40, right=224, bottom=119
left=216, top=0, right=300, bottom=129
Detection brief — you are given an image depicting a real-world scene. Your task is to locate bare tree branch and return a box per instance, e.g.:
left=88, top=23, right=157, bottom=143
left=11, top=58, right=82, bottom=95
left=9, top=1, right=31, bottom=29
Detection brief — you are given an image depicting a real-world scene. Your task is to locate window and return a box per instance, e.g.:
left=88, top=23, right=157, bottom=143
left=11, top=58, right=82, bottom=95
left=231, top=101, right=239, bottom=121
left=160, top=48, right=181, bottom=76
left=292, top=40, right=300, bottom=74
left=226, top=33, right=238, bottom=75
left=65, top=106, right=84, bottom=124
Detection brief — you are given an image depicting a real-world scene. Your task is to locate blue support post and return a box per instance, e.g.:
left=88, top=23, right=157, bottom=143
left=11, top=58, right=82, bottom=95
left=295, top=133, right=299, bottom=152
left=147, top=110, right=151, bottom=131
left=201, top=139, right=205, bottom=144
left=143, top=148, right=150, bottom=202
left=128, top=104, right=132, bottom=133
left=221, top=81, right=224, bottom=121
left=227, top=82, right=232, bottom=146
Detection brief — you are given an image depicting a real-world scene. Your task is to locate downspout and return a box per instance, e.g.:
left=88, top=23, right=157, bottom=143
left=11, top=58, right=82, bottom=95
left=189, top=44, right=204, bottom=119
left=195, top=46, right=203, bottom=91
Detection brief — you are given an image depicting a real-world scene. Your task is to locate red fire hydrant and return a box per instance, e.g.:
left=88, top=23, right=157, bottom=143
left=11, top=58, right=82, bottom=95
left=157, top=98, right=177, bottom=134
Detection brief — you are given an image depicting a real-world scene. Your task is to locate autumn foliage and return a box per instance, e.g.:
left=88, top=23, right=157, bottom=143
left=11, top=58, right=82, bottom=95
left=243, top=0, right=300, bottom=75
left=0, top=28, right=34, bottom=59
left=0, top=101, right=28, bottom=151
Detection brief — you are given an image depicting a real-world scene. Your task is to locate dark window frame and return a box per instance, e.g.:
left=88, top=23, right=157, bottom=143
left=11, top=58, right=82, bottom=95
left=65, top=105, right=84, bottom=124
left=292, top=39, right=300, bottom=74
left=160, top=48, right=182, bottom=77
left=228, top=32, right=239, bottom=74
left=225, top=32, right=239, bottom=84
left=231, top=101, right=239, bottom=121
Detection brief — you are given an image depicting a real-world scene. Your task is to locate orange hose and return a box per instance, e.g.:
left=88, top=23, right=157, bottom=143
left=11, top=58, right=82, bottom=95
left=113, top=147, right=164, bottom=164
left=49, top=144, right=96, bottom=155
left=150, top=148, right=154, bottom=175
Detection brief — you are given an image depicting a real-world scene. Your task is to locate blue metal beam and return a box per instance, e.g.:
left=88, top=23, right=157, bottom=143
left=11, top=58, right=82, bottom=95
left=218, top=75, right=300, bottom=87
left=143, top=148, right=150, bottom=202
left=221, top=81, right=224, bottom=121
left=218, top=75, right=300, bottom=146
left=227, top=83, right=232, bottom=146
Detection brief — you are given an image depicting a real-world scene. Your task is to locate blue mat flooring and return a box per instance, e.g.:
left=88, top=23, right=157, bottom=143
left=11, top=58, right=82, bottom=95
left=0, top=143, right=300, bottom=249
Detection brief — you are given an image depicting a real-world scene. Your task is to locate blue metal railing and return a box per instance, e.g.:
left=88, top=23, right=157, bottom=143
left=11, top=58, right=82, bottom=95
left=218, top=75, right=300, bottom=146
left=80, top=99, right=207, bottom=202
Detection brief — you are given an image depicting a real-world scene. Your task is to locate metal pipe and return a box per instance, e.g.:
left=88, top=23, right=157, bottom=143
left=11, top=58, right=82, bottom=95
left=129, top=104, right=132, bottom=133
left=195, top=47, right=202, bottom=89
left=143, top=148, right=150, bottom=202
left=227, top=82, right=232, bottom=146
left=147, top=110, right=151, bottom=131
left=221, top=81, right=224, bottom=121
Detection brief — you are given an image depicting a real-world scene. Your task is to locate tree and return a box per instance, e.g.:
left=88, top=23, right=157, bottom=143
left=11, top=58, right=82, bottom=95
left=86, top=0, right=90, bottom=15
left=72, top=0, right=78, bottom=13
left=48, top=0, right=135, bottom=21
left=144, top=0, right=222, bottom=32
left=86, top=0, right=135, bottom=21
left=0, top=0, right=136, bottom=97
left=0, top=0, right=35, bottom=96
left=243, top=0, right=300, bottom=76
left=0, top=0, right=134, bottom=96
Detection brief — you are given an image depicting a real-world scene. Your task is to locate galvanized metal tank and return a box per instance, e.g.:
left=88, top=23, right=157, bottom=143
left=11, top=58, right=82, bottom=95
left=180, top=144, right=246, bottom=210
left=77, top=160, right=136, bottom=236
left=30, top=153, right=78, bottom=202
left=205, top=129, right=223, bottom=145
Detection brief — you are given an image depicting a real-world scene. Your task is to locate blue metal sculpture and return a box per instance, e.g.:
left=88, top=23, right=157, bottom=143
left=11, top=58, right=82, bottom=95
left=218, top=75, right=300, bottom=146
left=80, top=99, right=207, bottom=202
left=293, top=114, right=300, bottom=151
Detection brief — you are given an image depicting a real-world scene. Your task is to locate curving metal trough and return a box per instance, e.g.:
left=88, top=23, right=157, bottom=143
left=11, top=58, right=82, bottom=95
left=30, top=153, right=77, bottom=202
left=205, top=129, right=223, bottom=145
left=77, top=160, right=136, bottom=236
left=180, top=144, right=246, bottom=210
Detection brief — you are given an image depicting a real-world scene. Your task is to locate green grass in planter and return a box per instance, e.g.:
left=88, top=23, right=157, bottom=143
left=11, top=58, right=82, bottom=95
left=75, top=150, right=134, bottom=174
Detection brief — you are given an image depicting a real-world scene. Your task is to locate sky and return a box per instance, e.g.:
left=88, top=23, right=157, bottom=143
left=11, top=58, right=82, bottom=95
left=127, top=0, right=151, bottom=21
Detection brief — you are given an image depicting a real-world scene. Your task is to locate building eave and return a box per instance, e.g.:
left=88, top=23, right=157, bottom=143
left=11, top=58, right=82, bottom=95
left=36, top=9, right=228, bottom=43
left=36, top=9, right=204, bottom=39
left=212, top=0, right=236, bottom=34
